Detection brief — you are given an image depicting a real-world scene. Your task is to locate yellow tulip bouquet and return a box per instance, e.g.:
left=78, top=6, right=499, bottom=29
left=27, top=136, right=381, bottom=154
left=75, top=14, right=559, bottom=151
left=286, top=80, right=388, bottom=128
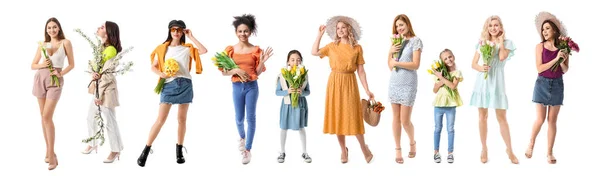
left=280, top=65, right=308, bottom=108
left=427, top=59, right=458, bottom=100
left=212, top=51, right=244, bottom=82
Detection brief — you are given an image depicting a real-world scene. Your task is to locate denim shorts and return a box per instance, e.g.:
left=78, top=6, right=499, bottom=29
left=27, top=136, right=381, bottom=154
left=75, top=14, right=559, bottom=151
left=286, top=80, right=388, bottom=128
left=532, top=76, right=564, bottom=106
left=160, top=77, right=193, bottom=104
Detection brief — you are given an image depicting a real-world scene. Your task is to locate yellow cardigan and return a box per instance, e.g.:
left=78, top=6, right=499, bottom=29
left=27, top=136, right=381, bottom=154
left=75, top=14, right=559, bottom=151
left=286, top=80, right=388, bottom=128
left=150, top=41, right=202, bottom=83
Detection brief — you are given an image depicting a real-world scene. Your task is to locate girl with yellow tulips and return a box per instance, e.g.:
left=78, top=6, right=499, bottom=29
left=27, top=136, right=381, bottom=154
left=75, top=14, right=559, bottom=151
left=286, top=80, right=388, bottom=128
left=137, top=20, right=207, bottom=167
left=276, top=50, right=312, bottom=163
left=429, top=49, right=463, bottom=163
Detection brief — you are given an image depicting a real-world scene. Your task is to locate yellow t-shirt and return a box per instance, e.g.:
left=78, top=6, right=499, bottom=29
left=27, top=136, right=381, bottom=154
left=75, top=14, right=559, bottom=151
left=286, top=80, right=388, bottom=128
left=433, top=70, right=463, bottom=107
left=96, top=46, right=117, bottom=72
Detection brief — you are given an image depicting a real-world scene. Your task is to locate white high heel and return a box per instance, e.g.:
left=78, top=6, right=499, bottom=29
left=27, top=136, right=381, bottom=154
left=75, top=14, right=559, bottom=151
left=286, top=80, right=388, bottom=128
left=103, top=152, right=120, bottom=163
left=82, top=146, right=98, bottom=154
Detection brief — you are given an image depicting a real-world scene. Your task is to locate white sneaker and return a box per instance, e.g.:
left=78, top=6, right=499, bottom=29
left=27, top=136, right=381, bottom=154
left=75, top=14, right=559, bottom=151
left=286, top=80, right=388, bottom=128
left=242, top=151, right=251, bottom=164
left=302, top=153, right=312, bottom=163
left=238, top=138, right=246, bottom=151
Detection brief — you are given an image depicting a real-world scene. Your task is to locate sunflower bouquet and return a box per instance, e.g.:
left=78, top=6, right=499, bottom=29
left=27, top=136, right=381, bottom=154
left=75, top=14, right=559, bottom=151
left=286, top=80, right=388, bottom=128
left=280, top=65, right=308, bottom=108
left=154, top=58, right=179, bottom=94
left=38, top=41, right=60, bottom=87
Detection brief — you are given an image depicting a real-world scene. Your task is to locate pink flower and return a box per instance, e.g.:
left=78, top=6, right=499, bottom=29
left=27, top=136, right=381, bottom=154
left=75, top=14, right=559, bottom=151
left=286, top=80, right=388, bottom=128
left=568, top=40, right=580, bottom=52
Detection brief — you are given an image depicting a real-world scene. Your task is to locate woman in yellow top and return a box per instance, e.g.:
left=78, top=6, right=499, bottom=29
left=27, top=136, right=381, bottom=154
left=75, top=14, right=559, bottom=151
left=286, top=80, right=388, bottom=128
left=431, top=49, right=463, bottom=164
left=311, top=15, right=375, bottom=164
left=81, top=21, right=124, bottom=164
left=137, top=20, right=207, bottom=167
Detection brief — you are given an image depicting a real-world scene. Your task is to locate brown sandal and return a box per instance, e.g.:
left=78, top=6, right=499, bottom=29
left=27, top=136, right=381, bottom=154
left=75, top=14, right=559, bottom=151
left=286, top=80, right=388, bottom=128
left=408, top=141, right=416, bottom=158
left=395, top=148, right=404, bottom=164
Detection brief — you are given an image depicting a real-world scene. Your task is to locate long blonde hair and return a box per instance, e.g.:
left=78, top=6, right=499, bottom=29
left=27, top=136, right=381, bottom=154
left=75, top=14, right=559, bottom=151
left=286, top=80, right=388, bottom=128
left=334, top=21, right=358, bottom=47
left=480, top=15, right=505, bottom=42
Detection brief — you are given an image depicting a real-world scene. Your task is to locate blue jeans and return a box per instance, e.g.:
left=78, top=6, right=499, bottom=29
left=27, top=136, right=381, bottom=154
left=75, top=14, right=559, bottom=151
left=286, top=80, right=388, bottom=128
left=433, top=107, right=456, bottom=152
left=233, top=81, right=259, bottom=150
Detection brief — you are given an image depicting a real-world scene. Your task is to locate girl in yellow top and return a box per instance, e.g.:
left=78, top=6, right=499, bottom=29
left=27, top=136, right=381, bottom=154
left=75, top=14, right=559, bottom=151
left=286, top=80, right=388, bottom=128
left=431, top=49, right=463, bottom=164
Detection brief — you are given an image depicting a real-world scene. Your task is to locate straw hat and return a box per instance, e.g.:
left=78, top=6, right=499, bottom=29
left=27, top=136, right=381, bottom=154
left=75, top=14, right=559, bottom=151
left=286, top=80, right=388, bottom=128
left=535, top=11, right=567, bottom=36
left=325, top=15, right=362, bottom=40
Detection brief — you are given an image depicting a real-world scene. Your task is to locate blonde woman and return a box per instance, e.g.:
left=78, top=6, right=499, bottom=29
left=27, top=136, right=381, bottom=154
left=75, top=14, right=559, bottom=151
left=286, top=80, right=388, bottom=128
left=469, top=15, right=519, bottom=164
left=311, top=15, right=375, bottom=164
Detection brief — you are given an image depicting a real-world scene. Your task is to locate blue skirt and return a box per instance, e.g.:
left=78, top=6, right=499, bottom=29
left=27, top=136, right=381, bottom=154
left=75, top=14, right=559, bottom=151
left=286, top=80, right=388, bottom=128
left=532, top=76, right=564, bottom=106
left=160, top=77, right=193, bottom=104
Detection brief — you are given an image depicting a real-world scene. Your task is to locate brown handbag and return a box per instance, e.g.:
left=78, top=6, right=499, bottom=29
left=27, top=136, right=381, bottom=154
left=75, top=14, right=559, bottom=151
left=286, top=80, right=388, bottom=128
left=362, top=99, right=381, bottom=127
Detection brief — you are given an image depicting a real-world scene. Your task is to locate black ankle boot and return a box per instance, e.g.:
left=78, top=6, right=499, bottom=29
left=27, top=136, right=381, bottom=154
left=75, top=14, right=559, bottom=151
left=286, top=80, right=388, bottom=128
left=137, top=145, right=152, bottom=167
left=176, top=144, right=186, bottom=164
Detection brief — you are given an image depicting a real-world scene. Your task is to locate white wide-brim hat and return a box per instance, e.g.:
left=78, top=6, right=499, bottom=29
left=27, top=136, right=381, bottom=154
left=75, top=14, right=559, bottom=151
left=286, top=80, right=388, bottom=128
left=325, top=15, right=362, bottom=41
left=535, top=11, right=567, bottom=36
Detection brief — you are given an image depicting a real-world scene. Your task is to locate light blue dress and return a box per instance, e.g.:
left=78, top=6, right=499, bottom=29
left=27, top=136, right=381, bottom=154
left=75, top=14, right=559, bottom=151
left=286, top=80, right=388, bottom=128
left=276, top=75, right=310, bottom=130
left=469, top=39, right=516, bottom=109
left=388, top=37, right=423, bottom=106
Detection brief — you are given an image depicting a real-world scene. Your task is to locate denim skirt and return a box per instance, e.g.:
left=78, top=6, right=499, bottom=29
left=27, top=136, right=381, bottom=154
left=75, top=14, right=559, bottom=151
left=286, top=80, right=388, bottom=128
left=160, top=77, right=193, bottom=104
left=532, top=76, right=564, bottom=106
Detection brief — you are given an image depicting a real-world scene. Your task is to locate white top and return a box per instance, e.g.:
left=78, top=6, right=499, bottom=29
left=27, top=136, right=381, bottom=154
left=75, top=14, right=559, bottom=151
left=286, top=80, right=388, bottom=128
left=154, top=45, right=191, bottom=83
left=41, top=41, right=66, bottom=68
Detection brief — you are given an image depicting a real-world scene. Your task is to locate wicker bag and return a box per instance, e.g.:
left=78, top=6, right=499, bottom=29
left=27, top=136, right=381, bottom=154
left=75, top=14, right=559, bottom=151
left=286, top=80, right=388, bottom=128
left=362, top=99, right=381, bottom=127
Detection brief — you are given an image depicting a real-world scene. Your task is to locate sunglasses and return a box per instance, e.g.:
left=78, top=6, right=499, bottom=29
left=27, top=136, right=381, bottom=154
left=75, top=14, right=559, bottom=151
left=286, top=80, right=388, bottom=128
left=170, top=27, right=184, bottom=33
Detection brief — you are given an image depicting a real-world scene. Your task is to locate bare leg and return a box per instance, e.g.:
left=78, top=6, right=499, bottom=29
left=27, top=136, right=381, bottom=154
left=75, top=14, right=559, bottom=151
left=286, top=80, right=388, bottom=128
left=495, top=109, right=519, bottom=164
left=146, top=104, right=172, bottom=146
left=337, top=135, right=348, bottom=163
left=355, top=134, right=373, bottom=163
left=391, top=104, right=403, bottom=163
left=42, top=99, right=59, bottom=170
left=401, top=105, right=416, bottom=158
left=526, top=104, right=547, bottom=158
left=478, top=108, right=488, bottom=163
left=177, top=104, right=189, bottom=145
left=37, top=98, right=49, bottom=162
left=547, top=106, right=560, bottom=164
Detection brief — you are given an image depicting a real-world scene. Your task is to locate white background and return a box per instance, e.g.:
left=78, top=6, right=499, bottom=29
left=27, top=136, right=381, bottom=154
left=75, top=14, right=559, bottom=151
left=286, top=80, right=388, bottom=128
left=1, top=0, right=597, bottom=175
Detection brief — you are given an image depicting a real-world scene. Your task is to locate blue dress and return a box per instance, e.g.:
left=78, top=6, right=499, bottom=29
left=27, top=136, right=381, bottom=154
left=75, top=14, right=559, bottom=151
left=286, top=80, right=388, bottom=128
left=388, top=37, right=423, bottom=106
left=276, top=75, right=310, bottom=130
left=469, top=39, right=516, bottom=109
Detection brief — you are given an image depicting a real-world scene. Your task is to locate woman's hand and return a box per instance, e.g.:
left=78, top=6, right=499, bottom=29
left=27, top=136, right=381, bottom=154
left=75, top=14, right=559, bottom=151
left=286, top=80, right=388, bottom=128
left=233, top=68, right=249, bottom=82
left=389, top=43, right=402, bottom=55
left=318, top=25, right=326, bottom=36
left=366, top=90, right=375, bottom=100
left=92, top=72, right=101, bottom=80
left=51, top=70, right=62, bottom=77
